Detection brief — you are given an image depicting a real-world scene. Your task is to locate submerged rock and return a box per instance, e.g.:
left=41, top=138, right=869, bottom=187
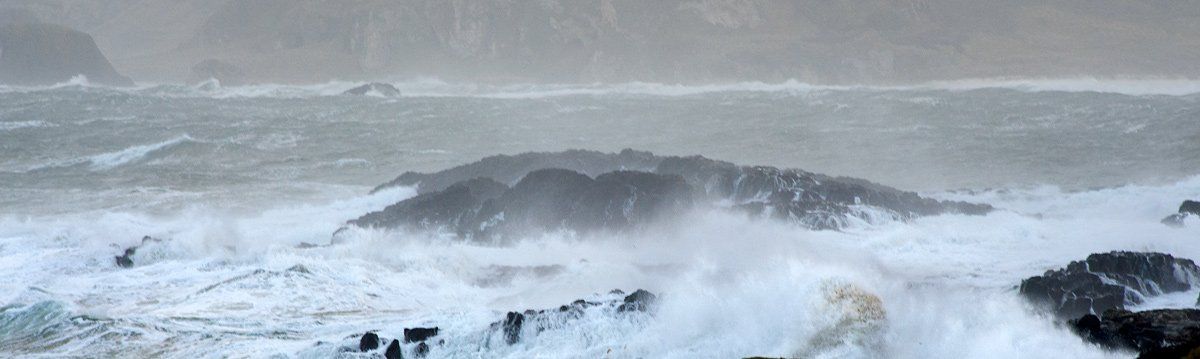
left=414, top=342, right=429, bottom=358
left=1019, top=252, right=1200, bottom=318
left=1071, top=309, right=1200, bottom=357
left=343, top=82, right=400, bottom=97
left=114, top=236, right=163, bottom=268
left=352, top=149, right=991, bottom=238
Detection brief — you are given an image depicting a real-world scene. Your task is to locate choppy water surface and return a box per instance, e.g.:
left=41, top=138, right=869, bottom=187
left=1, top=79, right=1198, bottom=358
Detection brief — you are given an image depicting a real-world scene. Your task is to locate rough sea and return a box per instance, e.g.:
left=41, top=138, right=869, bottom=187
left=1, top=77, right=1199, bottom=358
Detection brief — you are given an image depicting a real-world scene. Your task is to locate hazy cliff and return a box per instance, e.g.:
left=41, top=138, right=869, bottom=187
left=0, top=20, right=134, bottom=86
left=7, top=0, right=1200, bottom=84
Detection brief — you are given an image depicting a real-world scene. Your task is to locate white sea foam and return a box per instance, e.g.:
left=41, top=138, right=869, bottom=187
left=0, top=121, right=54, bottom=132
left=1, top=173, right=1198, bottom=357
left=23, top=134, right=198, bottom=172
left=85, top=134, right=196, bottom=171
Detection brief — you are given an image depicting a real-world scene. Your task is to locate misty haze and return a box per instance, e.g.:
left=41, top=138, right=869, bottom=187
left=1, top=1, right=1199, bottom=358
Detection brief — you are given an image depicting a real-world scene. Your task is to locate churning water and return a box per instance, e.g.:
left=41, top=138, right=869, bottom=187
left=1, top=79, right=1198, bottom=358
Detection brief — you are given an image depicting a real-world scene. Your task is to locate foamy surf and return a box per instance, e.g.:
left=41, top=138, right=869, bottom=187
left=2, top=172, right=1198, bottom=357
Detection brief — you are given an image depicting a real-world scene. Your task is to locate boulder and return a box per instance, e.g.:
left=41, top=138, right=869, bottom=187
left=0, top=22, right=133, bottom=86
left=384, top=339, right=402, bottom=359
left=359, top=332, right=381, bottom=351
left=189, top=59, right=246, bottom=86
left=617, top=289, right=658, bottom=312
left=1071, top=309, right=1200, bottom=357
left=343, top=82, right=400, bottom=97
left=403, top=327, right=439, bottom=343
left=1019, top=252, right=1200, bottom=318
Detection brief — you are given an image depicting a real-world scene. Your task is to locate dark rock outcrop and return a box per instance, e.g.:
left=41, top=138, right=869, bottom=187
left=353, top=169, right=693, bottom=240
left=1163, top=200, right=1200, bottom=228
left=359, top=332, right=381, bottom=351
left=189, top=59, right=246, bottom=86
left=350, top=177, right=509, bottom=237
left=487, top=289, right=657, bottom=346
left=1071, top=309, right=1200, bottom=358
left=343, top=82, right=400, bottom=97
left=114, top=236, right=162, bottom=268
left=384, top=339, right=402, bottom=359
left=353, top=149, right=991, bottom=238
left=500, top=311, right=524, bottom=345
left=1019, top=252, right=1200, bottom=319
left=403, top=327, right=438, bottom=343
left=0, top=22, right=133, bottom=86
left=617, top=289, right=658, bottom=312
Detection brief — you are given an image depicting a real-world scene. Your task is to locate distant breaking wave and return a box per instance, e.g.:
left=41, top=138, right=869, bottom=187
left=4, top=77, right=1200, bottom=99
left=24, top=134, right=196, bottom=172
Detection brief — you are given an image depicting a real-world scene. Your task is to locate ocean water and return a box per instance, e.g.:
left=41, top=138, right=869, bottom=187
left=1, top=78, right=1199, bottom=358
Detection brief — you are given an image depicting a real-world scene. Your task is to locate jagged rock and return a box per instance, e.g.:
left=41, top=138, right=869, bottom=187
left=1163, top=214, right=1189, bottom=228
left=1071, top=309, right=1200, bottom=358
left=0, top=22, right=133, bottom=86
left=359, top=332, right=381, bottom=351
left=353, top=149, right=990, bottom=237
left=1163, top=200, right=1200, bottom=228
left=384, top=339, right=402, bottom=359
left=500, top=311, right=524, bottom=345
left=189, top=59, right=246, bottom=86
left=486, top=289, right=657, bottom=345
left=1019, top=252, right=1200, bottom=318
left=403, top=327, right=439, bottom=343
left=114, top=236, right=162, bottom=268
left=114, top=248, right=135, bottom=268
left=617, top=289, right=658, bottom=312
left=1183, top=201, right=1200, bottom=216
left=343, top=82, right=400, bottom=97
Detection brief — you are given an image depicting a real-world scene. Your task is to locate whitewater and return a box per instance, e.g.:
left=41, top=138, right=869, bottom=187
left=1, top=79, right=1199, bottom=358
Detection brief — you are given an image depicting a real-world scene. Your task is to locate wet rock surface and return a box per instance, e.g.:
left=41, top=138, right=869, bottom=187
left=485, top=289, right=659, bottom=346
left=353, top=149, right=991, bottom=237
left=1071, top=309, right=1200, bottom=358
left=1019, top=251, right=1200, bottom=319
